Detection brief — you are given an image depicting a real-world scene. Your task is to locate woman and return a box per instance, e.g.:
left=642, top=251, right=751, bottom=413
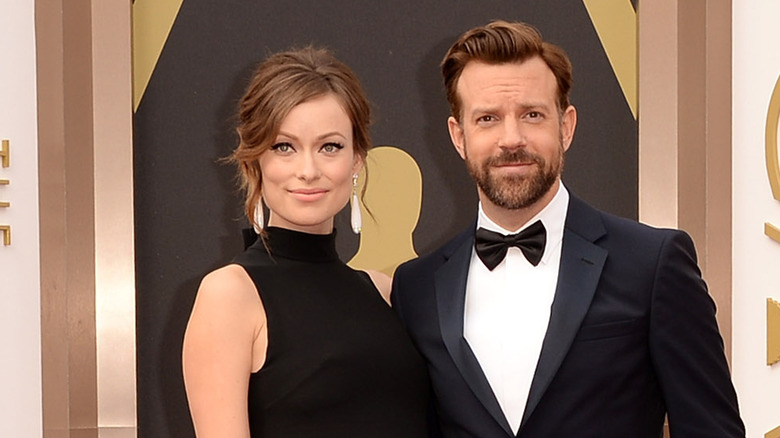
left=182, top=47, right=430, bottom=437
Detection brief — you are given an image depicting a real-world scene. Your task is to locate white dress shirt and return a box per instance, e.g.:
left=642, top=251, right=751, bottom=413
left=464, top=184, right=569, bottom=433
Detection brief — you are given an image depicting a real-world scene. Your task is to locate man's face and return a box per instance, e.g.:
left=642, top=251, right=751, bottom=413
left=447, top=58, right=576, bottom=212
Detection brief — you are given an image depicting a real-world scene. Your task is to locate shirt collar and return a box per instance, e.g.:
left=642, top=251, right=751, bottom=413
left=476, top=182, right=569, bottom=264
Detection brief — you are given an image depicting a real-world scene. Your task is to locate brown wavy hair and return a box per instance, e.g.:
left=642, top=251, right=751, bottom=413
left=442, top=20, right=573, bottom=121
left=230, top=46, right=372, bottom=231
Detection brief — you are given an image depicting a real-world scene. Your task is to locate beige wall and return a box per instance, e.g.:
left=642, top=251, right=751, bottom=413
left=732, top=1, right=780, bottom=435
left=0, top=0, right=43, bottom=435
left=638, top=0, right=733, bottom=358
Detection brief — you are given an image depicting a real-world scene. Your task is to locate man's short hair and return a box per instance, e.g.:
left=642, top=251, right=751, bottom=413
left=442, top=20, right=573, bottom=120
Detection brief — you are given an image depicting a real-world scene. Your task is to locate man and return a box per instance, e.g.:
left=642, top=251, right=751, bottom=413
left=392, top=20, right=744, bottom=437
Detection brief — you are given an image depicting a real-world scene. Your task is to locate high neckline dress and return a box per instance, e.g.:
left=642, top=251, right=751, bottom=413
left=233, top=226, right=430, bottom=437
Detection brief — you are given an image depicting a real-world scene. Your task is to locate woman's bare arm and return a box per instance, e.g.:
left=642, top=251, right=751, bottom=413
left=182, top=264, right=266, bottom=437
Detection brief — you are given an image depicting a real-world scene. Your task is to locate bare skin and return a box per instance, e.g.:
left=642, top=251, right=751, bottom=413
left=447, top=58, right=577, bottom=231
left=182, top=265, right=264, bottom=437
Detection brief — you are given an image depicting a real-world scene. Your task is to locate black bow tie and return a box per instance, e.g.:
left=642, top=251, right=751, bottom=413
left=475, top=221, right=547, bottom=270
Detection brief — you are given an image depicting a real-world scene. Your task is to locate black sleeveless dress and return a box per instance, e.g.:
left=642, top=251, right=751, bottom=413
left=233, top=227, right=430, bottom=437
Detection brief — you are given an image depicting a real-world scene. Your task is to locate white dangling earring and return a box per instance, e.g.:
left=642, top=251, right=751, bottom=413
left=253, top=198, right=264, bottom=234
left=350, top=173, right=361, bottom=234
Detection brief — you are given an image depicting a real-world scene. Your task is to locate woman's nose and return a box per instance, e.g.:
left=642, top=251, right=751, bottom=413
left=295, top=152, right=321, bottom=181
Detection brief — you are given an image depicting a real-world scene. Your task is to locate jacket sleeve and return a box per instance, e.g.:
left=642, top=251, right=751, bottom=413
left=648, top=230, right=745, bottom=437
left=390, top=261, right=445, bottom=438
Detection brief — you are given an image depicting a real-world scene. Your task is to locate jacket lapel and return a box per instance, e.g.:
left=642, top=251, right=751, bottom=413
left=520, top=196, right=608, bottom=428
left=435, top=229, right=514, bottom=436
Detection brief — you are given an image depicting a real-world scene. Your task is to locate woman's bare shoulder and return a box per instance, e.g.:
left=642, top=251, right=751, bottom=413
left=192, top=264, right=261, bottom=319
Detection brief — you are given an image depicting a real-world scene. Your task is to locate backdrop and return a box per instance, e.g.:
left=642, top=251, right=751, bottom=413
left=133, top=1, right=637, bottom=435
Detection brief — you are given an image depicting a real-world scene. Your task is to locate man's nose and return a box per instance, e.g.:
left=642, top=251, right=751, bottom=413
left=497, top=118, right=526, bottom=149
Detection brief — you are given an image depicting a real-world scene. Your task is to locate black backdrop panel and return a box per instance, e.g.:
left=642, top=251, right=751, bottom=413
left=134, top=1, right=637, bottom=435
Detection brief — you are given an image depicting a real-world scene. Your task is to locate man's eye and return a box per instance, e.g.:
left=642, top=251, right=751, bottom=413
left=477, top=115, right=495, bottom=123
left=271, top=142, right=293, bottom=153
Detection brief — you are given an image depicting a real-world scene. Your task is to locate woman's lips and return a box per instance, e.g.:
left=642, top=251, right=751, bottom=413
left=289, top=188, right=328, bottom=202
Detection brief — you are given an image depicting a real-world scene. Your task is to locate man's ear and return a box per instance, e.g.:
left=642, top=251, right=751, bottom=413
left=561, top=105, right=577, bottom=152
left=447, top=116, right=466, bottom=160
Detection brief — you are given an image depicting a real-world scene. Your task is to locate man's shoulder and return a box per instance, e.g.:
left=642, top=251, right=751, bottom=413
left=568, top=194, right=690, bottom=246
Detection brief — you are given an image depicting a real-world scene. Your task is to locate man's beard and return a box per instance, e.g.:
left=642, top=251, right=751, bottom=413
left=464, top=140, right=564, bottom=210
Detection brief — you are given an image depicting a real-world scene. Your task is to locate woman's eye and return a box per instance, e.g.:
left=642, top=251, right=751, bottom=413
left=271, top=142, right=293, bottom=153
left=321, top=142, right=344, bottom=153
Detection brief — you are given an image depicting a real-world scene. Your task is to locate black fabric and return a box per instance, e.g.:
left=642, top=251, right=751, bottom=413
left=233, top=227, right=430, bottom=438
left=242, top=227, right=258, bottom=249
left=475, top=221, right=546, bottom=270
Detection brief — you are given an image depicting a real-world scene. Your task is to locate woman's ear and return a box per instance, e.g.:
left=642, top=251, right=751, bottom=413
left=352, top=153, right=365, bottom=174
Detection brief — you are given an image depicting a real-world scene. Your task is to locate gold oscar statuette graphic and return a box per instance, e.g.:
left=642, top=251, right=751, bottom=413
left=766, top=74, right=780, bottom=242
left=767, top=423, right=780, bottom=438
left=348, top=146, right=423, bottom=276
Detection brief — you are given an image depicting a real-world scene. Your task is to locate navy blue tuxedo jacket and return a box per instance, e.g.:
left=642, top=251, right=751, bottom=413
left=392, top=194, right=744, bottom=437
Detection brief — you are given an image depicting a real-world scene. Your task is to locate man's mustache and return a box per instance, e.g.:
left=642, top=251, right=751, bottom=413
left=484, top=149, right=543, bottom=167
